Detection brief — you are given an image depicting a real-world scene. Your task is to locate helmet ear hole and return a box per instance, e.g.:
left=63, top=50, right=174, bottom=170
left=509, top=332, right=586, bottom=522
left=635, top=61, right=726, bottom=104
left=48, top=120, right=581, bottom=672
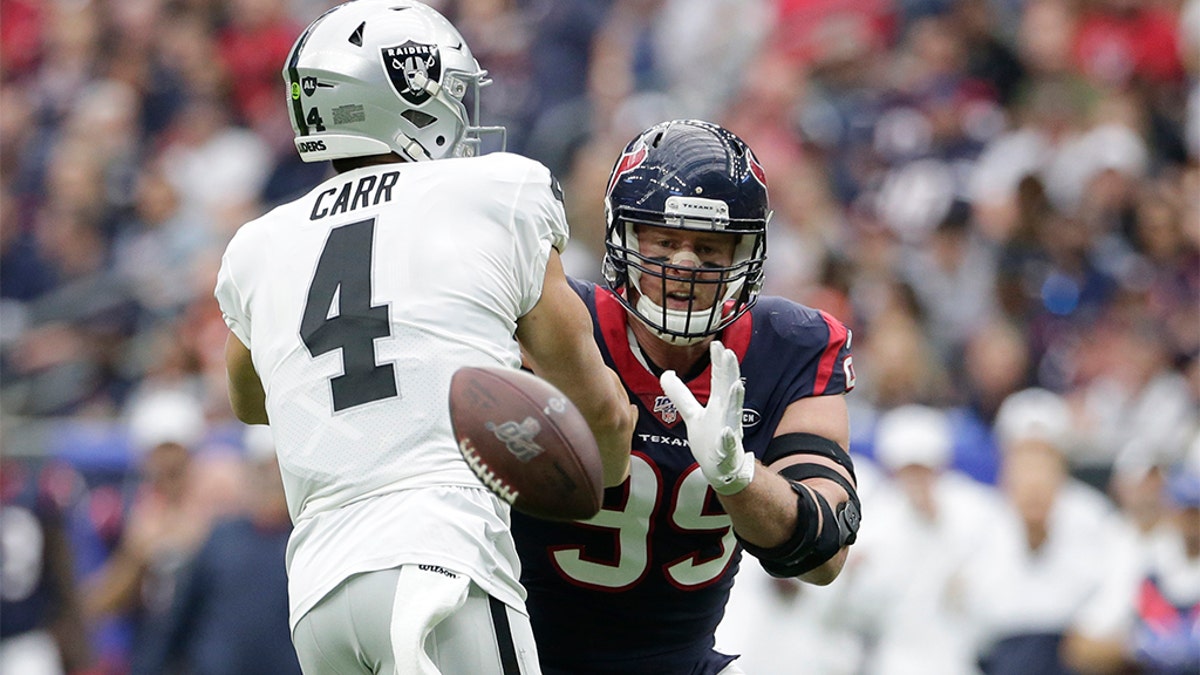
left=400, top=110, right=437, bottom=129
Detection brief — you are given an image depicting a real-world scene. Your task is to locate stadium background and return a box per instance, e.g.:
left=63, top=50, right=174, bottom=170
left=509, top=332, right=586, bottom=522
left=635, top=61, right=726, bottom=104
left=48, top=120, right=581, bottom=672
left=0, top=0, right=1197, bottom=673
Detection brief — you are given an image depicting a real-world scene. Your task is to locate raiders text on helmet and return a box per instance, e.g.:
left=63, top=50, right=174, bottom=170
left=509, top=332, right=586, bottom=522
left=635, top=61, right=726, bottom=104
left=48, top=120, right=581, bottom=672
left=603, top=120, right=770, bottom=345
left=283, top=0, right=504, bottom=163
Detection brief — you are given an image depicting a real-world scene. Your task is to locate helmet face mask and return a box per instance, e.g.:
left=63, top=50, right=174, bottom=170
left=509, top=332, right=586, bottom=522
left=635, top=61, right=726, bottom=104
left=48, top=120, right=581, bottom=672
left=603, top=120, right=769, bottom=345
left=284, top=0, right=505, bottom=163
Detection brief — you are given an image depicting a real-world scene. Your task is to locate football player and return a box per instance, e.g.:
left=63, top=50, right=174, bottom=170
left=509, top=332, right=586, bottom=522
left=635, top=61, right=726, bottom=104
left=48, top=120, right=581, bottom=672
left=214, top=2, right=634, bottom=673
left=512, top=120, right=861, bottom=674
left=0, top=460, right=91, bottom=674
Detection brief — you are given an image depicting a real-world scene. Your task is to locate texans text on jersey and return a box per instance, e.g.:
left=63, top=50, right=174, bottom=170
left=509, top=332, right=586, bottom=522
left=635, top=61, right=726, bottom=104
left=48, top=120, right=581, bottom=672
left=637, top=433, right=690, bottom=447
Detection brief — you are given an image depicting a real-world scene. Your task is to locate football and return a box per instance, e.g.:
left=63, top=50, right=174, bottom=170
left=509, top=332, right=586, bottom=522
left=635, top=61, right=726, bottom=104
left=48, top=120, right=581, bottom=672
left=449, top=366, right=604, bottom=520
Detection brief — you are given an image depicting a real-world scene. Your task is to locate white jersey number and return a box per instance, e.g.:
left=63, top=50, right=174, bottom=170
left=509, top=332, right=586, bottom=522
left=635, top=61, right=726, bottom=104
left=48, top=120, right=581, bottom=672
left=550, top=454, right=737, bottom=590
left=300, top=218, right=398, bottom=412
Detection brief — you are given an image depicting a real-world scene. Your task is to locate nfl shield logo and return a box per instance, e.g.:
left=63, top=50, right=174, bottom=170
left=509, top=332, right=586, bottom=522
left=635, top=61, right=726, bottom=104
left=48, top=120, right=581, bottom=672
left=653, top=396, right=678, bottom=424
left=382, top=41, right=441, bottom=105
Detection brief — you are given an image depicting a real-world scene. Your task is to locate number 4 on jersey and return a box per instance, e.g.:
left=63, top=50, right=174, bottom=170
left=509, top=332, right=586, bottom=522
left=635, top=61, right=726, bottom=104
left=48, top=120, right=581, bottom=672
left=301, top=218, right=397, bottom=412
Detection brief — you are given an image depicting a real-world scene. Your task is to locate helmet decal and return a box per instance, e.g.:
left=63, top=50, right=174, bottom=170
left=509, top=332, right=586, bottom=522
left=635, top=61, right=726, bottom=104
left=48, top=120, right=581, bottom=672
left=748, top=150, right=767, bottom=189
left=383, top=41, right=442, bottom=106
left=605, top=144, right=647, bottom=197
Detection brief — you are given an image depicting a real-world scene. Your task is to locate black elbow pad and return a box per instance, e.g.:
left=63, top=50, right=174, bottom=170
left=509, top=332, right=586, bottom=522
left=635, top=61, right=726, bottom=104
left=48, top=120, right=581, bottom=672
left=739, top=483, right=859, bottom=578
left=737, top=434, right=862, bottom=578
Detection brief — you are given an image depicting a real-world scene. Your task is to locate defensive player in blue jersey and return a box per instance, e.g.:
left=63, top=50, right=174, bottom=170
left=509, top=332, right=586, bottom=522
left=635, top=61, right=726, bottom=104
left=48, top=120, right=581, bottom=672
left=0, top=460, right=91, bottom=673
left=512, top=119, right=862, bottom=674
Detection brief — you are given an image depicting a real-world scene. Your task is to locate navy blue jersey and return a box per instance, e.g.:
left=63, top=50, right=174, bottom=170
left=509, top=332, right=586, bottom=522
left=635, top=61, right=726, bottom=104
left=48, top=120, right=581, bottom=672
left=512, top=279, right=854, bottom=675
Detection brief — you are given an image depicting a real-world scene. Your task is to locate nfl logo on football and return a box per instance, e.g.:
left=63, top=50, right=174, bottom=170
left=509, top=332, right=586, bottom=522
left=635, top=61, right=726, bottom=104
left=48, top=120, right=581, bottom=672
left=653, top=396, right=678, bottom=424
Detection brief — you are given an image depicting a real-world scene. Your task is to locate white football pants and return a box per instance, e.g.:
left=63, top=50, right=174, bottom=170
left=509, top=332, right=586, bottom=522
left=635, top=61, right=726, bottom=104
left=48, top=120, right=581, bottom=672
left=292, top=564, right=540, bottom=674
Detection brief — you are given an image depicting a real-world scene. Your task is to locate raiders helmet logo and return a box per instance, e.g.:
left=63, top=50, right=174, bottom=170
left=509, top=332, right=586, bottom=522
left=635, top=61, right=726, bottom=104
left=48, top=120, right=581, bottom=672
left=382, top=41, right=441, bottom=105
left=302, top=76, right=318, bottom=97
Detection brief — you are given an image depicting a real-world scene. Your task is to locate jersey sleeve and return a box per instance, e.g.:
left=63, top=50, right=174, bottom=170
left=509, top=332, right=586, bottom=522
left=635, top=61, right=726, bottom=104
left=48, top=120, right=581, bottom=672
left=510, top=159, right=571, bottom=316
left=808, top=310, right=855, bottom=396
left=214, top=227, right=256, bottom=347
left=757, top=300, right=856, bottom=405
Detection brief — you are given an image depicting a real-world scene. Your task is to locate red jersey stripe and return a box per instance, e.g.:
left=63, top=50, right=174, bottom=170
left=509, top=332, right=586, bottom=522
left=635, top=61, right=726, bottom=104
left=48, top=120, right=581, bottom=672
left=813, top=310, right=847, bottom=395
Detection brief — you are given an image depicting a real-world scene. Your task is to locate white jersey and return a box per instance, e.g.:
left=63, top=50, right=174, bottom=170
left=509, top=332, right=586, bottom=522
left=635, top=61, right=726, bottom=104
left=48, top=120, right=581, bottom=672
left=214, top=152, right=568, bottom=627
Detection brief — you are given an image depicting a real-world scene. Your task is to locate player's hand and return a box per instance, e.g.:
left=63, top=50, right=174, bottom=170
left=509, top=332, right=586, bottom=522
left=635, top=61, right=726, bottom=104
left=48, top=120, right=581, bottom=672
left=659, top=341, right=754, bottom=495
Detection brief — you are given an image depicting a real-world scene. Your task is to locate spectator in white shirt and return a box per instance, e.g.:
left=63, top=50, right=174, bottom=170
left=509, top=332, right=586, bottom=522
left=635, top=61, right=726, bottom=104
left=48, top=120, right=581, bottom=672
left=965, top=388, right=1141, bottom=674
left=840, top=404, right=1005, bottom=675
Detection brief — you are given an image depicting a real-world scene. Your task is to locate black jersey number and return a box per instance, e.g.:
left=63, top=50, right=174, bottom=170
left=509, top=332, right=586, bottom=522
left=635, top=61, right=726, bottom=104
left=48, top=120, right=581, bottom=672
left=300, top=218, right=397, bottom=412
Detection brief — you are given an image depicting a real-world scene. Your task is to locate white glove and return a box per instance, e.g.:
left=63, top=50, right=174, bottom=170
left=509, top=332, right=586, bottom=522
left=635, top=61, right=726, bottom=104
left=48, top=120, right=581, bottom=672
left=659, top=341, right=755, bottom=495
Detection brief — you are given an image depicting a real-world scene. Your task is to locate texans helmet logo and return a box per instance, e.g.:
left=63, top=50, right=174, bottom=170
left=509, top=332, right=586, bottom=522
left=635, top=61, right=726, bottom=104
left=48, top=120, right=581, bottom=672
left=747, top=149, right=767, bottom=189
left=606, top=144, right=647, bottom=197
left=382, top=41, right=441, bottom=105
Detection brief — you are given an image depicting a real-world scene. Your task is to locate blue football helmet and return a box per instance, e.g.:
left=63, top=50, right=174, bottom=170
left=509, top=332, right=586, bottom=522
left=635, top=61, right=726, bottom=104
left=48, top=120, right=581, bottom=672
left=603, top=119, right=769, bottom=345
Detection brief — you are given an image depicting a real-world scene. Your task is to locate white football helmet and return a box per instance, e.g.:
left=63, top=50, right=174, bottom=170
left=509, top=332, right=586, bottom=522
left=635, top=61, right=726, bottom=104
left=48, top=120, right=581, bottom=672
left=283, top=0, right=503, bottom=163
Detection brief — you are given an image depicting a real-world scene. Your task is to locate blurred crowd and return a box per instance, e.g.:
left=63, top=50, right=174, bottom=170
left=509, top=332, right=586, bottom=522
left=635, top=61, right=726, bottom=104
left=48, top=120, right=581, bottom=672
left=0, top=0, right=1197, bottom=673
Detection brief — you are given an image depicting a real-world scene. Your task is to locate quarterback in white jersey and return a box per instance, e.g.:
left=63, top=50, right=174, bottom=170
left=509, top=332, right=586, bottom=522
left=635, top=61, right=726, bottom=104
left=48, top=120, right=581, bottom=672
left=217, top=151, right=564, bottom=625
left=214, top=3, right=634, bottom=674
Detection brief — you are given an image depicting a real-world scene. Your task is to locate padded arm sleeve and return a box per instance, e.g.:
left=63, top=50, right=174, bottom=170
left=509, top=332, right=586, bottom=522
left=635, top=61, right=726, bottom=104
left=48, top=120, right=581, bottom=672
left=737, top=433, right=862, bottom=578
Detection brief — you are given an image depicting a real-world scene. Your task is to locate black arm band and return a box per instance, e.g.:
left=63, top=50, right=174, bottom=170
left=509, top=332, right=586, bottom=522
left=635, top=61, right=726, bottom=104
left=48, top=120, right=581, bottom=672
left=777, top=463, right=860, bottom=511
left=766, top=432, right=862, bottom=524
left=738, top=484, right=861, bottom=578
left=777, top=460, right=862, bottom=549
left=764, top=432, right=857, bottom=484
left=737, top=436, right=863, bottom=578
